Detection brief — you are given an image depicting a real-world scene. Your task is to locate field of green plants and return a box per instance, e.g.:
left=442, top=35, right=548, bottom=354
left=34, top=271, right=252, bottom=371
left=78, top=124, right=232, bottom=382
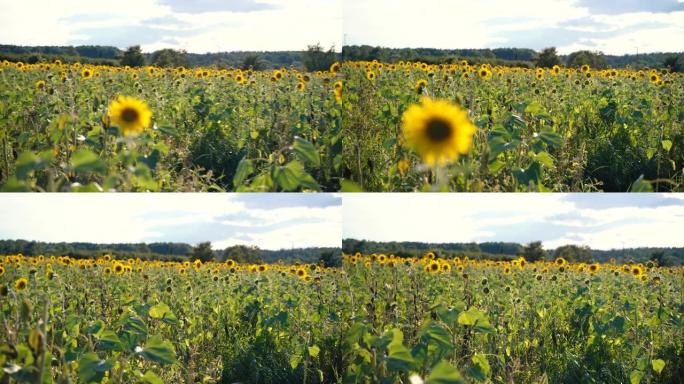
left=341, top=61, right=684, bottom=192
left=1, top=254, right=682, bottom=383
left=0, top=61, right=343, bottom=191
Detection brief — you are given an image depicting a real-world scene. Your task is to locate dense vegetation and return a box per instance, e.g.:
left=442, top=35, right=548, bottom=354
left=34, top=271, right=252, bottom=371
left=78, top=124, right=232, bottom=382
left=0, top=253, right=681, bottom=383
left=342, top=239, right=684, bottom=265
left=342, top=45, right=684, bottom=70
left=341, top=60, right=683, bottom=192
left=0, top=44, right=338, bottom=71
left=0, top=239, right=339, bottom=264
left=0, top=60, right=343, bottom=191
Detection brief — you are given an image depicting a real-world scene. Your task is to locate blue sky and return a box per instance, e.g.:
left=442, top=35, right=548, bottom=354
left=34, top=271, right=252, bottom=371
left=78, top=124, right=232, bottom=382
left=0, top=0, right=342, bottom=52
left=0, top=194, right=342, bottom=250
left=344, top=0, right=684, bottom=54
left=343, top=194, right=684, bottom=250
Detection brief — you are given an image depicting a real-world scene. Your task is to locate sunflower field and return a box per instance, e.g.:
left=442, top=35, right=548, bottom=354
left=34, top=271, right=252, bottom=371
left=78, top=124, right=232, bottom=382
left=0, top=60, right=343, bottom=191
left=341, top=61, right=684, bottom=192
left=1, top=253, right=682, bottom=383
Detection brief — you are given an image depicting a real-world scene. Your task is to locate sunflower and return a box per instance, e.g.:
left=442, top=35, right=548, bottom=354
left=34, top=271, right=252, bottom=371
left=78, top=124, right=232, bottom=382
left=397, top=158, right=409, bottom=176
left=581, top=64, right=590, bottom=73
left=478, top=67, right=491, bottom=79
left=296, top=82, right=306, bottom=91
left=107, top=96, right=152, bottom=136
left=649, top=74, right=660, bottom=84
left=415, top=79, right=428, bottom=94
left=589, top=264, right=599, bottom=273
left=330, top=62, right=340, bottom=73
left=401, top=97, right=477, bottom=166
left=258, top=264, right=268, bottom=272
left=103, top=267, right=112, bottom=275
left=551, top=65, right=561, bottom=75
left=366, top=71, right=376, bottom=81
left=554, top=257, right=567, bottom=266
left=81, top=68, right=93, bottom=79
left=113, top=262, right=124, bottom=274
left=15, top=277, right=28, bottom=291
left=425, top=260, right=441, bottom=273
left=0, top=265, right=4, bottom=276
left=631, top=265, right=644, bottom=277
left=35, top=80, right=46, bottom=90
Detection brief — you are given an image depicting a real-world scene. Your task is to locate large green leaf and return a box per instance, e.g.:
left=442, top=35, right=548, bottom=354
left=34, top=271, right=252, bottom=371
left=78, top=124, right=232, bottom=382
left=138, top=335, right=176, bottom=365
left=426, top=361, right=466, bottom=384
left=292, top=137, right=320, bottom=167
left=78, top=353, right=112, bottom=383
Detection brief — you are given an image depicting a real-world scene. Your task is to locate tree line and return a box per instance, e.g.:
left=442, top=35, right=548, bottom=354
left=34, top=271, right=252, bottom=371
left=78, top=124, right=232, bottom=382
left=342, top=45, right=683, bottom=71
left=343, top=239, right=684, bottom=266
left=0, top=239, right=341, bottom=266
left=0, top=43, right=339, bottom=71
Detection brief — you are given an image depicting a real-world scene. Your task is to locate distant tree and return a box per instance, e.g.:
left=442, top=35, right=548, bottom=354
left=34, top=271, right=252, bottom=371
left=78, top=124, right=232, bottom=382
left=535, top=47, right=561, bottom=68
left=221, top=245, right=261, bottom=264
left=650, top=250, right=666, bottom=266
left=522, top=241, right=547, bottom=262
left=566, top=50, right=607, bottom=69
left=190, top=241, right=215, bottom=263
left=319, top=251, right=341, bottom=267
left=663, top=56, right=682, bottom=73
left=151, top=48, right=189, bottom=68
left=241, top=54, right=264, bottom=70
left=554, top=244, right=592, bottom=263
left=302, top=43, right=337, bottom=71
left=120, top=45, right=145, bottom=67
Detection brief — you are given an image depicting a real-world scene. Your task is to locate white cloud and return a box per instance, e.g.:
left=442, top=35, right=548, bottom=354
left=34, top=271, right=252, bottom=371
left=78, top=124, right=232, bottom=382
left=343, top=194, right=684, bottom=250
left=343, top=0, right=684, bottom=54
left=0, top=0, right=341, bottom=52
left=0, top=194, right=341, bottom=249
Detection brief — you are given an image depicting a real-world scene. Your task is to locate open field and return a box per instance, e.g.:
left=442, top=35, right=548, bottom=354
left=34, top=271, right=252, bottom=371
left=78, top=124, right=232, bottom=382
left=0, top=61, right=343, bottom=192
left=1, top=253, right=682, bottom=383
left=341, top=61, right=684, bottom=192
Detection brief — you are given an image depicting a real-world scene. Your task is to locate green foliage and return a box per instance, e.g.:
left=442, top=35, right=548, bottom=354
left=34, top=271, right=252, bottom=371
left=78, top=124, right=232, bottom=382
left=341, top=60, right=683, bottom=191
left=120, top=45, right=146, bottom=67
left=522, top=241, right=546, bottom=262
left=535, top=47, right=561, bottom=68
left=554, top=244, right=593, bottom=263
left=566, top=50, right=608, bottom=69
left=191, top=242, right=215, bottom=263
left=302, top=43, right=337, bottom=71
left=151, top=49, right=189, bottom=68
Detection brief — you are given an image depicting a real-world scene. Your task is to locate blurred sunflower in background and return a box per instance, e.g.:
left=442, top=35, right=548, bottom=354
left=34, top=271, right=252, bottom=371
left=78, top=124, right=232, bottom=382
left=401, top=97, right=476, bottom=166
left=107, top=96, right=152, bottom=136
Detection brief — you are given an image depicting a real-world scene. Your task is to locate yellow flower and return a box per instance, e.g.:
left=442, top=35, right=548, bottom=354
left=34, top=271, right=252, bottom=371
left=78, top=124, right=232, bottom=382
left=397, top=159, right=409, bottom=176
left=113, top=262, right=125, bottom=274
left=366, top=71, right=376, bottom=81
left=581, top=64, right=590, bottom=73
left=81, top=68, right=94, bottom=79
left=415, top=79, right=428, bottom=94
left=107, top=96, right=152, bottom=136
left=35, top=80, right=46, bottom=90
left=401, top=97, right=477, bottom=166
left=296, top=82, right=305, bottom=91
left=15, top=277, right=28, bottom=291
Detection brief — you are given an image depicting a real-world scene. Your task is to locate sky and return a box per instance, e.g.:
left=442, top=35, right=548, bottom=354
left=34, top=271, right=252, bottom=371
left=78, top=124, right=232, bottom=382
left=344, top=0, right=684, bottom=55
left=0, top=0, right=342, bottom=52
left=0, top=194, right=342, bottom=250
left=343, top=194, right=684, bottom=250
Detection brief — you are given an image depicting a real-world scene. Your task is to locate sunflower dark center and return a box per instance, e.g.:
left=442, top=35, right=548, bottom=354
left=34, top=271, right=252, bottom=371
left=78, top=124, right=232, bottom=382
left=425, top=118, right=453, bottom=142
left=121, top=107, right=139, bottom=123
